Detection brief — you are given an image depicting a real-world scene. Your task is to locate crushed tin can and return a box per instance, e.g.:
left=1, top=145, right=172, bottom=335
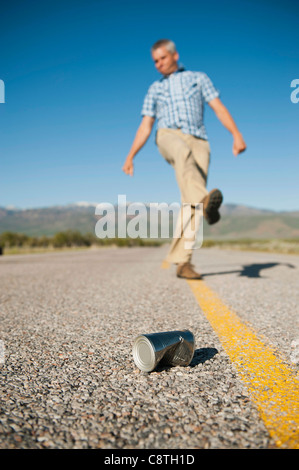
left=132, top=329, right=195, bottom=372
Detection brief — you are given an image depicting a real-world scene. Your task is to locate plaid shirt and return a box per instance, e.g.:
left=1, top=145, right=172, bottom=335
left=141, top=67, right=219, bottom=140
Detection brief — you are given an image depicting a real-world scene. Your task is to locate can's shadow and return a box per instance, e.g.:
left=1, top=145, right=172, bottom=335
left=154, top=347, right=218, bottom=372
left=189, top=347, right=218, bottom=367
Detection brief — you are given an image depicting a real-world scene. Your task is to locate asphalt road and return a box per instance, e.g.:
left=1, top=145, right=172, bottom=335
left=0, top=245, right=298, bottom=449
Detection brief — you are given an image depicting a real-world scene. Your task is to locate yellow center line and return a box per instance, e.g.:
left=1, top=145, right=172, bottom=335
left=186, top=278, right=299, bottom=449
left=161, top=260, right=170, bottom=270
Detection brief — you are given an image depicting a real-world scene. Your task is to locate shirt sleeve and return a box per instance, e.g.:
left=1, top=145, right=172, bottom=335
left=141, top=84, right=157, bottom=117
left=199, top=73, right=220, bottom=103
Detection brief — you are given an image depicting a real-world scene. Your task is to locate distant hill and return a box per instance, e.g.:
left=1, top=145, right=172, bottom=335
left=0, top=202, right=298, bottom=239
left=205, top=204, right=299, bottom=239
left=0, top=205, right=97, bottom=237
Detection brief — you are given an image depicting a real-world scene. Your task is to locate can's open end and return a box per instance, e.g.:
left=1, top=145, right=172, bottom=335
left=133, top=336, right=156, bottom=372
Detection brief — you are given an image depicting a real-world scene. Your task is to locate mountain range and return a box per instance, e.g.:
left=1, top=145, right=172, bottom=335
left=0, top=202, right=298, bottom=239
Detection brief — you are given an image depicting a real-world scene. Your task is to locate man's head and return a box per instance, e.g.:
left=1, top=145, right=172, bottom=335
left=151, top=39, right=179, bottom=76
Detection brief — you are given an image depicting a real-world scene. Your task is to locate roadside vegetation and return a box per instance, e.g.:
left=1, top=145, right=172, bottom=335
left=0, top=230, right=162, bottom=255
left=0, top=231, right=298, bottom=255
left=201, top=238, right=299, bottom=254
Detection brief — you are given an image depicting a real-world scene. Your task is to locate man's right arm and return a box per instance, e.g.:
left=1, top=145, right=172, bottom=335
left=122, top=116, right=155, bottom=176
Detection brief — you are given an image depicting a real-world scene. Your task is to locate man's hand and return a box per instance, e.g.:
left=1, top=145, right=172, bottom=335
left=208, top=98, right=247, bottom=157
left=122, top=157, right=134, bottom=176
left=122, top=116, right=155, bottom=177
left=232, top=132, right=247, bottom=157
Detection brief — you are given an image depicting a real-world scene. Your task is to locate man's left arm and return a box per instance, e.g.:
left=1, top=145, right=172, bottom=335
left=208, top=97, right=246, bottom=156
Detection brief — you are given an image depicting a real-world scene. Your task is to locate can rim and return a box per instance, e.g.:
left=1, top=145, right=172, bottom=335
left=132, top=335, right=156, bottom=372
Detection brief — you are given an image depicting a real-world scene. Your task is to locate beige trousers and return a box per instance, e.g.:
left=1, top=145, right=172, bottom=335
left=156, top=128, right=210, bottom=264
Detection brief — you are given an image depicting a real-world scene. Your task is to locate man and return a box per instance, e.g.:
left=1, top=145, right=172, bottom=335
left=123, top=39, right=246, bottom=279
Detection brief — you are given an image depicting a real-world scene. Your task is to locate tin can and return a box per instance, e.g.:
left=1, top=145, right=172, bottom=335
left=132, top=329, right=195, bottom=372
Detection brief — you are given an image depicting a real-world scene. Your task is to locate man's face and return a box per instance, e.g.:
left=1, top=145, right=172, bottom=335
left=152, top=46, right=179, bottom=76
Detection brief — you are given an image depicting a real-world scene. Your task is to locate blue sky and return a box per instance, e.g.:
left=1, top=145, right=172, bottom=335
left=0, top=0, right=298, bottom=211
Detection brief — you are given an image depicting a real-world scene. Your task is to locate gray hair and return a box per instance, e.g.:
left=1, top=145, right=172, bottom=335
left=151, top=39, right=177, bottom=54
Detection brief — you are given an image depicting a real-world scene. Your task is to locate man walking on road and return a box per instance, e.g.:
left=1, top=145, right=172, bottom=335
left=123, top=39, right=246, bottom=279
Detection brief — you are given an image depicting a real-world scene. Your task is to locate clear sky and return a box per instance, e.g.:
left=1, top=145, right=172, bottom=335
left=0, top=0, right=298, bottom=211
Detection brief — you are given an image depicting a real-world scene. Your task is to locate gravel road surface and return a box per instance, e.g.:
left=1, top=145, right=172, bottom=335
left=0, top=245, right=298, bottom=449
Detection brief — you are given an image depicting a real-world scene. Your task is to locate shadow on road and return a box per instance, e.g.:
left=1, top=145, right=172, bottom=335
left=189, top=347, right=218, bottom=367
left=154, top=348, right=218, bottom=372
left=201, top=262, right=296, bottom=279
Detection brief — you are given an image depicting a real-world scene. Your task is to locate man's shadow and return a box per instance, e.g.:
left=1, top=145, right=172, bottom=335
left=201, top=262, right=296, bottom=279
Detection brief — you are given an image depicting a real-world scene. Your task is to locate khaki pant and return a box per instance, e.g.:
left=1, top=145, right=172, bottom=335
left=156, top=128, right=210, bottom=264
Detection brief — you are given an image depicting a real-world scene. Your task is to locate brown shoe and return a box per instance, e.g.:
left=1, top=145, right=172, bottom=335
left=203, top=189, right=223, bottom=225
left=177, top=262, right=202, bottom=279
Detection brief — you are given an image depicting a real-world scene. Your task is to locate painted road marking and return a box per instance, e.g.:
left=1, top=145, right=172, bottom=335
left=161, top=260, right=170, bottom=269
left=187, top=278, right=299, bottom=449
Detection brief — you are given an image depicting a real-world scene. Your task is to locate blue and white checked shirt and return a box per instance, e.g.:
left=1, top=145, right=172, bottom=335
left=141, top=67, right=219, bottom=140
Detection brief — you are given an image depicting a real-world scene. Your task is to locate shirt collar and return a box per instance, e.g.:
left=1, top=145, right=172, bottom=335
left=160, top=65, right=186, bottom=81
